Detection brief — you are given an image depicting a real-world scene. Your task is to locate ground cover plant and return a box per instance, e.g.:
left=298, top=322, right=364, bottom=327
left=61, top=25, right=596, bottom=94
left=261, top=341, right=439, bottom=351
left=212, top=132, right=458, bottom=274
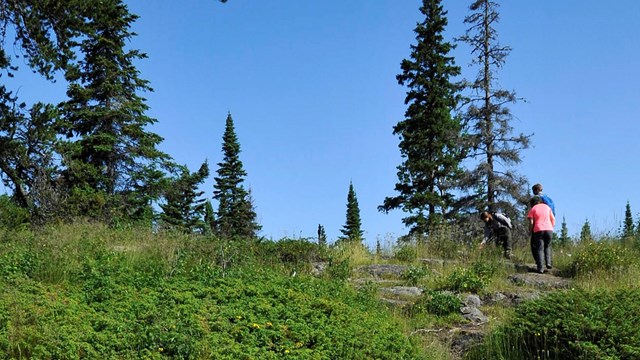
left=468, top=288, right=640, bottom=359
left=0, top=224, right=426, bottom=360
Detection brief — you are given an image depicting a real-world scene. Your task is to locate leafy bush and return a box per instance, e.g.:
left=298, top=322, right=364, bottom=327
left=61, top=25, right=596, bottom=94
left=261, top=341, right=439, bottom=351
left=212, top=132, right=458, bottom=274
left=395, top=245, right=417, bottom=262
left=569, top=240, right=635, bottom=277
left=326, top=257, right=351, bottom=281
left=0, top=195, right=30, bottom=229
left=0, top=225, right=427, bottom=359
left=469, top=288, right=640, bottom=359
left=410, top=290, right=461, bottom=316
left=401, top=265, right=428, bottom=286
left=439, top=267, right=487, bottom=293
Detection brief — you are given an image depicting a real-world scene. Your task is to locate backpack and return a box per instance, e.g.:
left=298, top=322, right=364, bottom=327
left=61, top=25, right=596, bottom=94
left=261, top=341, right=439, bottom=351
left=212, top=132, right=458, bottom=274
left=493, top=212, right=512, bottom=229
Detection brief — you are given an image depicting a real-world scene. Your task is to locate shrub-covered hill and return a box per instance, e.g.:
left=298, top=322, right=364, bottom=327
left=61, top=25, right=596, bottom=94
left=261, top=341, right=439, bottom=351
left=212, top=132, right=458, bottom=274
left=0, top=225, right=426, bottom=359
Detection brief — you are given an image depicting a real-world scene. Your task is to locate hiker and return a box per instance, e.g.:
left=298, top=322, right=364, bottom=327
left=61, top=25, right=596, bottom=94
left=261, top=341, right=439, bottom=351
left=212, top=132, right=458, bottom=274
left=479, top=211, right=513, bottom=259
left=527, top=196, right=555, bottom=274
left=532, top=183, right=555, bottom=215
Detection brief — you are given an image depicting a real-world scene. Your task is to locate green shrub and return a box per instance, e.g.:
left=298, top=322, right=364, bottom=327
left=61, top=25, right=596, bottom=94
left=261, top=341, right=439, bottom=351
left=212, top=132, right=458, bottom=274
left=411, top=290, right=461, bottom=316
left=0, top=195, right=30, bottom=230
left=439, top=267, right=487, bottom=293
left=326, top=257, right=351, bottom=281
left=395, top=245, right=417, bottom=262
left=0, top=225, right=427, bottom=359
left=401, top=265, right=428, bottom=286
left=569, top=240, right=635, bottom=277
left=469, top=288, right=640, bottom=360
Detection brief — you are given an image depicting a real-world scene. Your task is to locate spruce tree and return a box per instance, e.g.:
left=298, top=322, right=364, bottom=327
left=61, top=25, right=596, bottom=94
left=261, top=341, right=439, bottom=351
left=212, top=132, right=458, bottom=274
left=341, top=181, right=363, bottom=242
left=457, top=0, right=531, bottom=217
left=317, top=224, right=327, bottom=246
left=159, top=162, right=209, bottom=233
left=59, top=0, right=169, bottom=222
left=379, top=0, right=464, bottom=236
left=0, top=1, right=95, bottom=219
left=580, top=219, right=592, bottom=243
left=621, top=201, right=634, bottom=240
left=204, top=200, right=216, bottom=235
left=559, top=216, right=570, bottom=247
left=213, top=113, right=260, bottom=238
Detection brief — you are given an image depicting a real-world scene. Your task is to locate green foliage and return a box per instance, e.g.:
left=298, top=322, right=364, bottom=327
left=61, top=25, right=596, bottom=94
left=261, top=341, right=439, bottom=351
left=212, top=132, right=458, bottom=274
left=621, top=201, right=635, bottom=239
left=457, top=0, right=530, bottom=214
left=260, top=238, right=326, bottom=269
left=213, top=113, right=261, bottom=238
left=160, top=162, right=210, bottom=233
left=401, top=265, right=428, bottom=286
left=439, top=268, right=489, bottom=293
left=0, top=225, right=426, bottom=359
left=59, top=0, right=170, bottom=222
left=317, top=224, right=327, bottom=246
left=379, top=0, right=464, bottom=235
left=340, top=181, right=364, bottom=242
left=471, top=289, right=640, bottom=359
left=558, top=216, right=571, bottom=247
left=394, top=245, right=418, bottom=262
left=569, top=240, right=634, bottom=277
left=411, top=290, right=462, bottom=317
left=0, top=195, right=30, bottom=229
left=579, top=219, right=593, bottom=243
left=325, top=257, right=352, bottom=282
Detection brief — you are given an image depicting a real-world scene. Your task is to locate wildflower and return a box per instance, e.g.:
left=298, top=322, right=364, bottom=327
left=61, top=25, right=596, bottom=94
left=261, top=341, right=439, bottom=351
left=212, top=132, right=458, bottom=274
left=284, top=349, right=290, bottom=354
left=159, top=347, right=164, bottom=352
left=252, top=323, right=260, bottom=329
left=265, top=321, right=273, bottom=328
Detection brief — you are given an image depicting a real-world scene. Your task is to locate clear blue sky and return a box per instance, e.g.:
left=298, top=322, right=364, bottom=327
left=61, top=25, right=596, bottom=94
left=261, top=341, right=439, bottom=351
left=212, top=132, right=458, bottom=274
left=127, top=0, right=640, bottom=246
left=5, top=1, right=640, bottom=247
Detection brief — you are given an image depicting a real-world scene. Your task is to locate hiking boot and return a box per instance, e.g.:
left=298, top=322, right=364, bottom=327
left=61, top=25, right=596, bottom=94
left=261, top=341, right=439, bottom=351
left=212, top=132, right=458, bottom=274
left=504, top=250, right=513, bottom=259
left=546, top=265, right=553, bottom=270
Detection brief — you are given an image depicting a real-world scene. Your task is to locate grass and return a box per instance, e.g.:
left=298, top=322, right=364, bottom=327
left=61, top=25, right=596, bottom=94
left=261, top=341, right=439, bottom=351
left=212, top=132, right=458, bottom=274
left=2, top=222, right=640, bottom=359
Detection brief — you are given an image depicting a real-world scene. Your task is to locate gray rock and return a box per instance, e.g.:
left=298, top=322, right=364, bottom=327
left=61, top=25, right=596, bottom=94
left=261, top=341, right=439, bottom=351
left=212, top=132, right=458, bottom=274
left=508, top=273, right=571, bottom=290
left=379, top=286, right=424, bottom=297
left=311, top=262, right=327, bottom=276
left=354, top=264, right=408, bottom=279
left=463, top=294, right=482, bottom=308
left=460, top=306, right=488, bottom=324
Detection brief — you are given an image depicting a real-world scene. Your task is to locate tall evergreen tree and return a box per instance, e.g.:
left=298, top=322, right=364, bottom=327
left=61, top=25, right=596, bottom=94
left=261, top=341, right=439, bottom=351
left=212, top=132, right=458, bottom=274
left=559, top=216, right=570, bottom=247
left=341, top=181, right=363, bottom=242
left=58, top=0, right=170, bottom=222
left=0, top=1, right=94, bottom=219
left=159, top=162, right=209, bottom=233
left=213, top=113, right=260, bottom=238
left=621, top=201, right=634, bottom=239
left=580, top=219, right=592, bottom=243
left=457, top=0, right=531, bottom=217
left=204, top=200, right=216, bottom=235
left=379, top=0, right=464, bottom=236
left=317, top=224, right=327, bottom=246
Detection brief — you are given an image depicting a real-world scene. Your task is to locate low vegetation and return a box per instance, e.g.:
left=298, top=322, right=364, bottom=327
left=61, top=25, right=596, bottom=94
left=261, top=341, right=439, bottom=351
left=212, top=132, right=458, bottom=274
left=2, top=223, right=640, bottom=359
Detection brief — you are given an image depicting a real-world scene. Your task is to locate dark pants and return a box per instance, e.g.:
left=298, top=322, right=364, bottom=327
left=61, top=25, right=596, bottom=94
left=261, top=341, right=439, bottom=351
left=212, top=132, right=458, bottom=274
left=496, top=227, right=512, bottom=256
left=531, top=231, right=552, bottom=271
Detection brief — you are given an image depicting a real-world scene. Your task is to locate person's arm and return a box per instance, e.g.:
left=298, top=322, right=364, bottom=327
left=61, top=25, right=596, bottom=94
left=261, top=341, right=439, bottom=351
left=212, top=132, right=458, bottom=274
left=480, top=224, right=491, bottom=247
left=529, top=218, right=534, bottom=234
left=550, top=209, right=556, bottom=228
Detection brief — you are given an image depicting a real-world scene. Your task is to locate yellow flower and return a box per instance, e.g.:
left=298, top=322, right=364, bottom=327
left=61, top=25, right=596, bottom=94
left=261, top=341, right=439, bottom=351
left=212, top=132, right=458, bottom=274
left=265, top=321, right=273, bottom=327
left=252, top=323, right=260, bottom=329
left=159, top=347, right=164, bottom=352
left=284, top=350, right=290, bottom=354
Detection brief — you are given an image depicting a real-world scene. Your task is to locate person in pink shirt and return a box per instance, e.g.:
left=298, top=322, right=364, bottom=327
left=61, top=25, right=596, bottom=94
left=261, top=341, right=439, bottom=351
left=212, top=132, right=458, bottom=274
left=527, top=196, right=556, bottom=274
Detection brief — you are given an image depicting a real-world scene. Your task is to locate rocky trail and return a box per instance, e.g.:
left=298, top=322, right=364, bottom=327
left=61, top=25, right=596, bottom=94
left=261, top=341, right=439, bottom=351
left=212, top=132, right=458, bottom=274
left=348, top=259, right=572, bottom=359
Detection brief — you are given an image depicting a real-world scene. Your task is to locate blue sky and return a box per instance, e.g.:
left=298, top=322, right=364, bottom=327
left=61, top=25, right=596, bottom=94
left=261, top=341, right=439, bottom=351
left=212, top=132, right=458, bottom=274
left=4, top=1, right=640, bottom=247
left=126, top=0, right=640, bottom=245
